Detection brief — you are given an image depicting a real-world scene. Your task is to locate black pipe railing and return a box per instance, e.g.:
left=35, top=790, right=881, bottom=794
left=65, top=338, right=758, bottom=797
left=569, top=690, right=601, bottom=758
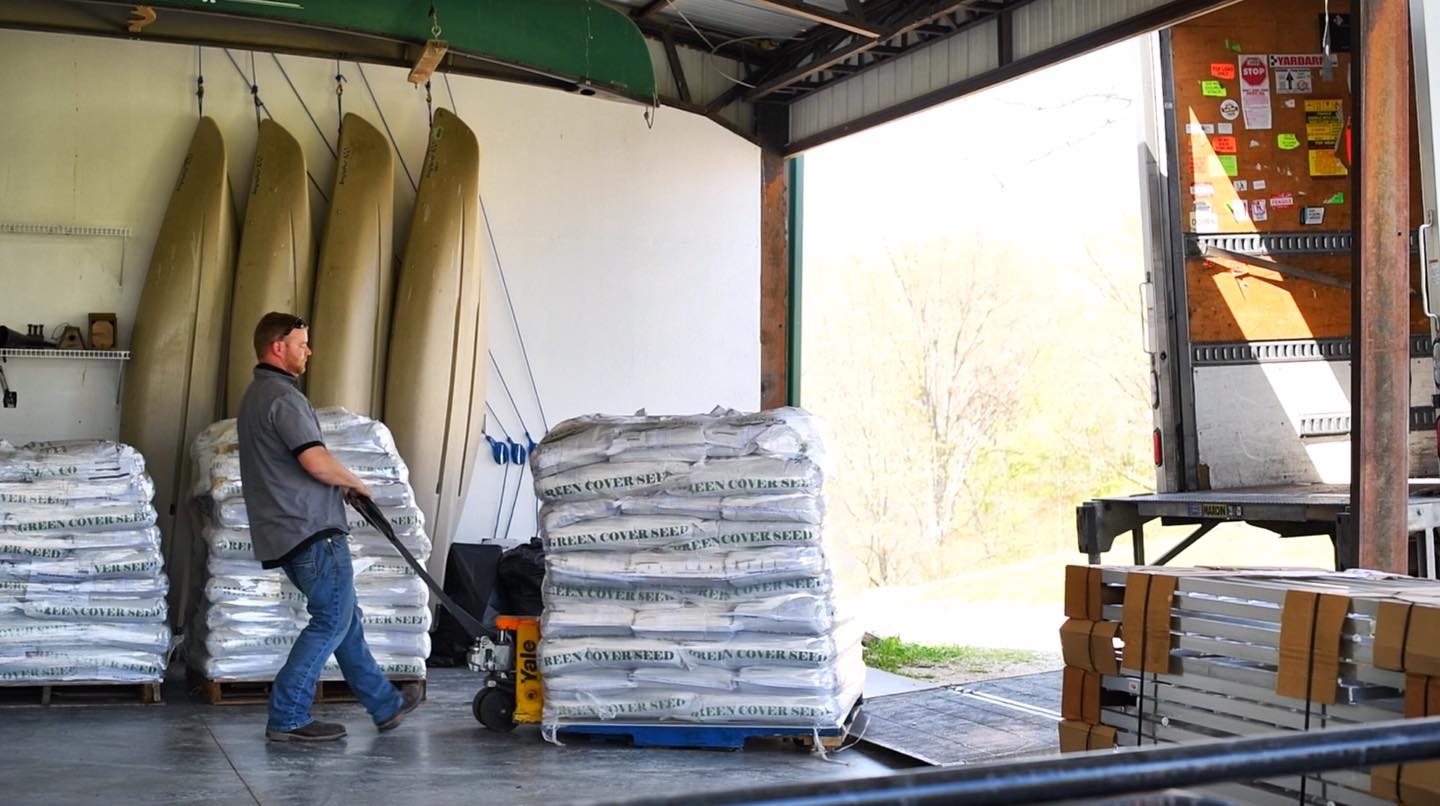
left=604, top=716, right=1440, bottom=806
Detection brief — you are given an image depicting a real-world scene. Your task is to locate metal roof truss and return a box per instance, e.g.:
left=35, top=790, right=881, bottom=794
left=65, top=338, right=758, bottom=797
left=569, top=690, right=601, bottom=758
left=625, top=0, right=1239, bottom=153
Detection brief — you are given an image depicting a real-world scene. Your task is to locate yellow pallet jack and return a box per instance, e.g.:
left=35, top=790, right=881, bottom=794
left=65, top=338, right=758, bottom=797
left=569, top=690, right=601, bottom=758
left=351, top=496, right=539, bottom=732
left=468, top=615, right=543, bottom=731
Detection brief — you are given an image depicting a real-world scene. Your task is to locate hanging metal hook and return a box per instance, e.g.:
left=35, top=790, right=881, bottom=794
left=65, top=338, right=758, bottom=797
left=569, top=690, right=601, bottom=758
left=334, top=60, right=346, bottom=138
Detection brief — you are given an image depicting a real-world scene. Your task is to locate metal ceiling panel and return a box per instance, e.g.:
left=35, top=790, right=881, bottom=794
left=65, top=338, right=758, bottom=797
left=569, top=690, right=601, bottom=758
left=789, top=17, right=998, bottom=143
left=782, top=0, right=1236, bottom=153
left=1012, top=0, right=1175, bottom=60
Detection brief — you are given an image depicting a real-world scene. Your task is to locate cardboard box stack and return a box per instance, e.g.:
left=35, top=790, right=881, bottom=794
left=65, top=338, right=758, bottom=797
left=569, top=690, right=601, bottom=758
left=185, top=409, right=431, bottom=681
left=1060, top=565, right=1440, bottom=805
left=0, top=440, right=170, bottom=684
left=530, top=407, right=864, bottom=734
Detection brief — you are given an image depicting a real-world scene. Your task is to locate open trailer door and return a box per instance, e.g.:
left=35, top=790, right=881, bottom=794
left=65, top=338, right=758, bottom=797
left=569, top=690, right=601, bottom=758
left=1413, top=0, right=1440, bottom=429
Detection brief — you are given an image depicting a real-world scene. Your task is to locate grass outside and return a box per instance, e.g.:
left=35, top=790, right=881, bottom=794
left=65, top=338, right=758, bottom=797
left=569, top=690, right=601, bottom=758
left=863, top=635, right=1048, bottom=680
left=853, top=523, right=1337, bottom=652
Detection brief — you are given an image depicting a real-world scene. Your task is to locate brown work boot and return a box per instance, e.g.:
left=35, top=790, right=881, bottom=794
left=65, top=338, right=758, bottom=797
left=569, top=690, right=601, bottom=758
left=266, top=720, right=347, bottom=742
left=376, top=687, right=422, bottom=732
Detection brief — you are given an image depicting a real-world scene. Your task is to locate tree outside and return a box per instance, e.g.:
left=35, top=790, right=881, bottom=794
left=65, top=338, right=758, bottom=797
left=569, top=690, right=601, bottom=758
left=800, top=39, right=1334, bottom=654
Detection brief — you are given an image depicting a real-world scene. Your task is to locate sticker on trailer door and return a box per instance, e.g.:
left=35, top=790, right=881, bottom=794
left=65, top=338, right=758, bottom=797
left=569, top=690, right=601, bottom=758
left=1220, top=99, right=1241, bottom=121
left=1270, top=193, right=1295, bottom=209
left=1239, top=55, right=1273, bottom=129
left=1274, top=68, right=1313, bottom=94
left=1249, top=199, right=1268, bottom=222
left=1305, top=99, right=1348, bottom=177
left=1269, top=54, right=1327, bottom=69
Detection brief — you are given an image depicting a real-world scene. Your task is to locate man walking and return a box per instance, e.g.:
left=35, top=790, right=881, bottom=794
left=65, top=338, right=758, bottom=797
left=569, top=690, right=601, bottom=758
left=237, top=311, right=420, bottom=742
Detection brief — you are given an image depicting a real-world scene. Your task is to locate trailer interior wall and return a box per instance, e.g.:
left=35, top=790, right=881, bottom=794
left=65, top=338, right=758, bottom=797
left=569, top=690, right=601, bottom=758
left=1150, top=0, right=1437, bottom=488
left=0, top=28, right=761, bottom=544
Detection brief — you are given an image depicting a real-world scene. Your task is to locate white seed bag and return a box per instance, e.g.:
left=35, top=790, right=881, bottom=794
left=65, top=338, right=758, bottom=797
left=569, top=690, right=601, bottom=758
left=0, top=503, right=157, bottom=534
left=0, top=475, right=155, bottom=507
left=0, top=528, right=162, bottom=558
left=537, top=462, right=693, bottom=503
left=539, top=638, right=684, bottom=674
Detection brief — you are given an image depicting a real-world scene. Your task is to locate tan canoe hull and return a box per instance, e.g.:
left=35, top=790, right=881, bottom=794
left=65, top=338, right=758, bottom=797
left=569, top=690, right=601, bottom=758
left=385, top=108, right=488, bottom=582
left=308, top=113, right=395, bottom=417
left=119, top=116, right=236, bottom=627
left=226, top=118, right=313, bottom=416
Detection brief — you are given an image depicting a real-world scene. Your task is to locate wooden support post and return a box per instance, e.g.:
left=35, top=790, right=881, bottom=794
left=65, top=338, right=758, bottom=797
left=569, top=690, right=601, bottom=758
left=760, top=148, right=791, bottom=410
left=1353, top=0, right=1411, bottom=573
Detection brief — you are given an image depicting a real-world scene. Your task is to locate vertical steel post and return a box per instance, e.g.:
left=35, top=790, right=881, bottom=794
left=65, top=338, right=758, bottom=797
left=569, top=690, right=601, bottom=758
left=1353, top=0, right=1412, bottom=573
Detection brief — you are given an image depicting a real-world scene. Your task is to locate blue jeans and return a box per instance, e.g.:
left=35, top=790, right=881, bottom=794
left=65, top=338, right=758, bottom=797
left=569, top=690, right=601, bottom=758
left=268, top=533, right=404, bottom=732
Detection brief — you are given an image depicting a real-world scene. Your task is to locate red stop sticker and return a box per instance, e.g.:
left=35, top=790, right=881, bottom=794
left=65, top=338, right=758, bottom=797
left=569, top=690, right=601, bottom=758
left=1240, top=56, right=1267, bottom=86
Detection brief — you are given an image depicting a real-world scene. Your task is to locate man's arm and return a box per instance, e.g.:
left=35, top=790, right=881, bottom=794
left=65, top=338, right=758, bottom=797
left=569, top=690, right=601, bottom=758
left=296, top=445, right=372, bottom=499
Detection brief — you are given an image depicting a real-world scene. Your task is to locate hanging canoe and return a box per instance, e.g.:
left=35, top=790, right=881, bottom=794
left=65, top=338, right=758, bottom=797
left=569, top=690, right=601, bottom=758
left=308, top=113, right=395, bottom=417
left=119, top=116, right=235, bottom=628
left=385, top=107, right=488, bottom=584
left=226, top=118, right=313, bottom=416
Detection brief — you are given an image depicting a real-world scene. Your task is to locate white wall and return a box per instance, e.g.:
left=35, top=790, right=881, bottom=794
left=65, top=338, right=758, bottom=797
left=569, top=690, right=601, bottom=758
left=0, top=28, right=761, bottom=545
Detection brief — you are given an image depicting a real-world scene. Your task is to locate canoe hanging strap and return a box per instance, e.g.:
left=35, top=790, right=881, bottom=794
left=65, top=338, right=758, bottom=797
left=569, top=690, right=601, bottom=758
left=355, top=61, right=418, bottom=193
left=220, top=50, right=331, bottom=204
left=483, top=403, right=515, bottom=541
left=335, top=59, right=346, bottom=143
left=195, top=47, right=205, bottom=118
left=442, top=71, right=549, bottom=433
left=249, top=51, right=262, bottom=129
left=270, top=53, right=336, bottom=161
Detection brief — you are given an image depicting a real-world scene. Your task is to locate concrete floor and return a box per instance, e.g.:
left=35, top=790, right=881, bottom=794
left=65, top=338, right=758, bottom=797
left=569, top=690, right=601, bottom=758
left=1, top=668, right=907, bottom=806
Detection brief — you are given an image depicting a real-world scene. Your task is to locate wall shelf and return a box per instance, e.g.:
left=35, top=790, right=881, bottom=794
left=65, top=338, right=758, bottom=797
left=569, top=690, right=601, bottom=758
left=0, top=222, right=131, bottom=239
left=0, top=350, right=131, bottom=405
left=0, top=349, right=130, bottom=360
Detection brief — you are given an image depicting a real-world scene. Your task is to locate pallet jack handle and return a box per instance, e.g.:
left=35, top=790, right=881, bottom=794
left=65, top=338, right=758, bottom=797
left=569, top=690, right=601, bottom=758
left=348, top=494, right=491, bottom=640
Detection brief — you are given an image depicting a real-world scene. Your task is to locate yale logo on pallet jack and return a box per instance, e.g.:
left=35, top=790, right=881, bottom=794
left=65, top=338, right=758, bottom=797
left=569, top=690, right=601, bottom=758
left=519, top=639, right=539, bottom=685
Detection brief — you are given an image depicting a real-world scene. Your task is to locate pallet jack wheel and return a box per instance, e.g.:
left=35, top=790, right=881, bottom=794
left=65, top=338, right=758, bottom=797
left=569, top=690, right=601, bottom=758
left=473, top=688, right=516, bottom=732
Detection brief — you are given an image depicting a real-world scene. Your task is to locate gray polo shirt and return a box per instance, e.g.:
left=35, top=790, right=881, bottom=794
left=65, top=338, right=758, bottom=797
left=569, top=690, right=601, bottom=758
left=236, top=365, right=347, bottom=567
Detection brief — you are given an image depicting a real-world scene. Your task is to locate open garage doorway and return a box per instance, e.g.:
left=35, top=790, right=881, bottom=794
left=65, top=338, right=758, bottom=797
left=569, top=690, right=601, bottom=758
left=797, top=37, right=1335, bottom=679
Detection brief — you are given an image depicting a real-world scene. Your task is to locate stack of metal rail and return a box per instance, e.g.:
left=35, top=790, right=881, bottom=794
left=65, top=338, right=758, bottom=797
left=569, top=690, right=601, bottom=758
left=1060, top=566, right=1440, bottom=805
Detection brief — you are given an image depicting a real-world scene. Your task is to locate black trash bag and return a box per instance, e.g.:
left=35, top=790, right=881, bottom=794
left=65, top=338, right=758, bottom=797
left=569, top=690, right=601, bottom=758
left=495, top=537, right=545, bottom=617
left=427, top=543, right=502, bottom=667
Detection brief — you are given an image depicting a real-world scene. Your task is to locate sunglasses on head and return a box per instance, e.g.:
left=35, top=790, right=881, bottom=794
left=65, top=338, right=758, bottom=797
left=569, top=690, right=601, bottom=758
left=281, top=316, right=307, bottom=337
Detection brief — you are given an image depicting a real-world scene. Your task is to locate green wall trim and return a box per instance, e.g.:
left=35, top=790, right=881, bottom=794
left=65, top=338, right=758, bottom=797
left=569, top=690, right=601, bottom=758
left=122, top=0, right=654, bottom=99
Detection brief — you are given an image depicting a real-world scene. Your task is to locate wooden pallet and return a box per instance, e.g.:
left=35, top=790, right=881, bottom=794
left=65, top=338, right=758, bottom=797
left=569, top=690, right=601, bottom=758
left=0, top=681, right=163, bottom=706
left=198, top=675, right=426, bottom=706
left=554, top=722, right=847, bottom=751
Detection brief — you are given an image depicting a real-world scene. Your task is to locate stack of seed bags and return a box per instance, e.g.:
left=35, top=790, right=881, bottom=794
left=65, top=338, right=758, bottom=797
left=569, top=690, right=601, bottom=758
left=1061, top=565, right=1440, bottom=806
left=184, top=409, right=430, bottom=681
left=531, top=407, right=863, bottom=733
left=0, top=439, right=170, bottom=684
